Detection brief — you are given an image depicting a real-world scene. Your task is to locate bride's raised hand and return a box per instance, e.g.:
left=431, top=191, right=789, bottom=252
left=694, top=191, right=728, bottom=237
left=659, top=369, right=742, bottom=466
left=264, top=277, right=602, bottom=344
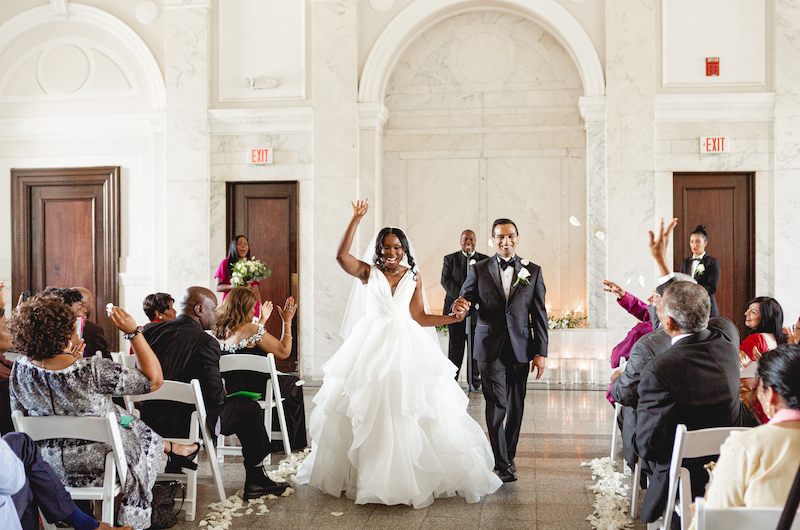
left=277, top=297, right=297, bottom=323
left=351, top=199, right=368, bottom=219
left=258, top=301, right=274, bottom=325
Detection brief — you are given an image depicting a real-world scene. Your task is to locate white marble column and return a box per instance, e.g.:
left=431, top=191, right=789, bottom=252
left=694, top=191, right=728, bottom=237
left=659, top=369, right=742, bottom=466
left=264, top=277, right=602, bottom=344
left=164, top=0, right=210, bottom=293
left=579, top=96, right=608, bottom=329
left=309, top=0, right=360, bottom=379
left=358, top=102, right=389, bottom=237
left=774, top=0, right=800, bottom=320
left=605, top=0, right=656, bottom=344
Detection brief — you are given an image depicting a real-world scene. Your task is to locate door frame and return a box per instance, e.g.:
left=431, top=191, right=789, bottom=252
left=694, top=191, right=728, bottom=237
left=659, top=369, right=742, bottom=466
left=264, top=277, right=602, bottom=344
left=226, top=181, right=299, bottom=372
left=11, top=166, right=121, bottom=348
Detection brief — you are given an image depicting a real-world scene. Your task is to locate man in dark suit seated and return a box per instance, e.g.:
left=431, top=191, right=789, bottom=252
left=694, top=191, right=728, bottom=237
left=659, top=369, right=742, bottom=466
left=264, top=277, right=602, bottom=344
left=141, top=287, right=287, bottom=499
left=441, top=230, right=489, bottom=389
left=635, top=281, right=759, bottom=525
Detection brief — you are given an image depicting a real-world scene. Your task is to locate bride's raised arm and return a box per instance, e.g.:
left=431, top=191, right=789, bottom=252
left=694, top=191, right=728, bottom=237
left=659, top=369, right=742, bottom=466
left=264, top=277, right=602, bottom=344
left=409, top=274, right=468, bottom=327
left=336, top=199, right=372, bottom=283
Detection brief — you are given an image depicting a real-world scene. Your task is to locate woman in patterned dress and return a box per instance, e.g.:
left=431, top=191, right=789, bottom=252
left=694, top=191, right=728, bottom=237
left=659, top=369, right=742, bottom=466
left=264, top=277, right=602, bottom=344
left=8, top=294, right=199, bottom=529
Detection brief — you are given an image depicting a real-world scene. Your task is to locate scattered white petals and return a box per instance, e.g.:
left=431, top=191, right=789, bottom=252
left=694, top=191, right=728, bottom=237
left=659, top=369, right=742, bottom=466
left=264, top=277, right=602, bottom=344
left=581, top=457, right=634, bottom=530
left=266, top=494, right=278, bottom=500
left=281, top=487, right=294, bottom=497
left=245, top=509, right=253, bottom=515
left=331, top=512, right=344, bottom=516
left=198, top=521, right=207, bottom=527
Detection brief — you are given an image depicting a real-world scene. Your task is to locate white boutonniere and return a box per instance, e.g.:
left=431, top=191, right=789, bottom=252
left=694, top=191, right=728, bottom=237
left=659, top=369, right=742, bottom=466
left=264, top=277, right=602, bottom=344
left=469, top=258, right=476, bottom=266
left=514, top=267, right=531, bottom=286
left=696, top=264, right=705, bottom=276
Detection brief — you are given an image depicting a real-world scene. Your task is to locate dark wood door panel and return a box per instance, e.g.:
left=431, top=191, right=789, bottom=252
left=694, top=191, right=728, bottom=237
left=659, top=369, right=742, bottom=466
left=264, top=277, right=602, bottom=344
left=673, top=173, right=754, bottom=340
left=228, top=182, right=299, bottom=372
left=12, top=167, right=120, bottom=350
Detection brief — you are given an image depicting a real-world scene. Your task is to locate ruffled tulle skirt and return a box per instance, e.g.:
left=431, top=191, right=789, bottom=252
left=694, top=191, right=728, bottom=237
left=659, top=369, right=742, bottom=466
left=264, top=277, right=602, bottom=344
left=296, top=315, right=502, bottom=508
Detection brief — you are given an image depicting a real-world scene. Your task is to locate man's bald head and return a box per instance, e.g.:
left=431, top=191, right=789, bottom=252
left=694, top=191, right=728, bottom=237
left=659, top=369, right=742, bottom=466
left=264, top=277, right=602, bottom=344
left=180, top=287, right=218, bottom=330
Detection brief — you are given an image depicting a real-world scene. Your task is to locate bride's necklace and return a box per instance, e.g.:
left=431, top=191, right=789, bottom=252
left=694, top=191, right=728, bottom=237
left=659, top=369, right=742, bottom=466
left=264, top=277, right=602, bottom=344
left=381, top=266, right=401, bottom=275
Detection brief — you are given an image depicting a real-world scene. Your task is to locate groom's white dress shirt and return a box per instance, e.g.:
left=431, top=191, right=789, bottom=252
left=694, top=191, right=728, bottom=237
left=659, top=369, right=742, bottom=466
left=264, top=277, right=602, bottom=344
left=690, top=252, right=706, bottom=277
left=499, top=256, right=515, bottom=300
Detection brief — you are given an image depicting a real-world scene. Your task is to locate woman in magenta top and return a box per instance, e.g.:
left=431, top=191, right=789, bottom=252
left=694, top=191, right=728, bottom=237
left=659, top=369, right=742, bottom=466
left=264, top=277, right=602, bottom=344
left=215, top=235, right=262, bottom=315
left=740, top=296, right=786, bottom=423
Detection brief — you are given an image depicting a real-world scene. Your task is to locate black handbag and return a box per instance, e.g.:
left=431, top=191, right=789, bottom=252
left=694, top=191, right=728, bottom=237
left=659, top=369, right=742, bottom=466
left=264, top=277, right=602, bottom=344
left=148, top=480, right=185, bottom=529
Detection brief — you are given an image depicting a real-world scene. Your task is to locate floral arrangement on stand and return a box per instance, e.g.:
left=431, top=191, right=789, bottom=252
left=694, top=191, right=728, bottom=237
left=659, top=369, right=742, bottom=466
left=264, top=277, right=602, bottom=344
left=547, top=303, right=588, bottom=330
left=231, top=258, right=271, bottom=287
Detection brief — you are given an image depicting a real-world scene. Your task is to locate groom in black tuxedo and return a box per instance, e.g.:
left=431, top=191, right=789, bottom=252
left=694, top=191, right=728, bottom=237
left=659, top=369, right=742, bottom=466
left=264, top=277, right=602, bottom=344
left=455, top=219, right=548, bottom=482
left=441, top=230, right=489, bottom=388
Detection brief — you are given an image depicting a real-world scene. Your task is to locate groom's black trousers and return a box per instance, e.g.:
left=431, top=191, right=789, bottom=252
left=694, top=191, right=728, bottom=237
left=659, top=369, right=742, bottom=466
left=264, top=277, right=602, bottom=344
left=477, top=333, right=529, bottom=471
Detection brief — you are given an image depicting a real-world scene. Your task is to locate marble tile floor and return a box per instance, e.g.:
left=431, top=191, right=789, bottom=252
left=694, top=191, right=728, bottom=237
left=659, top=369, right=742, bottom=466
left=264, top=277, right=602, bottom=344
left=167, top=385, right=646, bottom=530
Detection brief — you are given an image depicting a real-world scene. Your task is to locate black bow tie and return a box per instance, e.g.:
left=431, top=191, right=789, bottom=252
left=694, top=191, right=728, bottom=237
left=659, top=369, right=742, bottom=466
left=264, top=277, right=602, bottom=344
left=692, top=257, right=702, bottom=262
left=499, top=258, right=515, bottom=271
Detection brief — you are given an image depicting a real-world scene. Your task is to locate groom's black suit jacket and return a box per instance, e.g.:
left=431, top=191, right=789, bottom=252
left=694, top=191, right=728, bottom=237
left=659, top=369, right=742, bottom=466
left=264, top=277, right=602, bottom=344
left=459, top=254, right=548, bottom=363
left=441, top=250, right=489, bottom=312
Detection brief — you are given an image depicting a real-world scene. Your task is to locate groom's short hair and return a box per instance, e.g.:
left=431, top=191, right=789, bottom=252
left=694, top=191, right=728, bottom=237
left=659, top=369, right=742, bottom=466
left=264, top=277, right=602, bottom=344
left=492, top=218, right=518, bottom=237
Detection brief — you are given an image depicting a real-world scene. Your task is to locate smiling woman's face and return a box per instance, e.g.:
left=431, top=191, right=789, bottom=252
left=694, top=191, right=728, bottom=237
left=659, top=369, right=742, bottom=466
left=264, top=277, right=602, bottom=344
left=236, top=237, right=250, bottom=259
left=380, top=234, right=404, bottom=269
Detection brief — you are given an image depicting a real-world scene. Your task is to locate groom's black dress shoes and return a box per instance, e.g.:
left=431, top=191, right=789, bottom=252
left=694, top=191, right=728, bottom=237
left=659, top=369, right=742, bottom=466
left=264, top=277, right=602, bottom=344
left=243, top=480, right=289, bottom=499
left=495, top=468, right=517, bottom=483
left=509, top=459, right=516, bottom=473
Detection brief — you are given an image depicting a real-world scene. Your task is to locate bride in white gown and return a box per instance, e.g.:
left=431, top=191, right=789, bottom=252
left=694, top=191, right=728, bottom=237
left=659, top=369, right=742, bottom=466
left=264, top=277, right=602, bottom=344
left=296, top=199, right=502, bottom=508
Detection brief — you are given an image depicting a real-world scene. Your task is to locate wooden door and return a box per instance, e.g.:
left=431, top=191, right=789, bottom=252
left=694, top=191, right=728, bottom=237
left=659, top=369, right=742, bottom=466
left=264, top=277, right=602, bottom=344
left=11, top=167, right=120, bottom=350
left=227, top=182, right=299, bottom=372
left=673, top=173, right=754, bottom=340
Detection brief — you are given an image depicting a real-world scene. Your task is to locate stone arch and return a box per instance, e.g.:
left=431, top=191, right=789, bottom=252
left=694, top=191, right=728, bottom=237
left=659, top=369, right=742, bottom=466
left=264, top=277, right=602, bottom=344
left=359, top=0, right=604, bottom=104
left=0, top=4, right=165, bottom=110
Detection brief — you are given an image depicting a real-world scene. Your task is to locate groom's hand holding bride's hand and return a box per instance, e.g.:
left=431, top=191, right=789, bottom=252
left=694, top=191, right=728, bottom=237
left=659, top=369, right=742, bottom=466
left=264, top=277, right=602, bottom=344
left=452, top=297, right=470, bottom=316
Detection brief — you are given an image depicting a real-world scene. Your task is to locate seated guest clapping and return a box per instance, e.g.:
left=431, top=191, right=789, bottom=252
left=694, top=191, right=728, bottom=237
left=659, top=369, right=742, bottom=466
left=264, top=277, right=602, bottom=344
left=785, top=314, right=800, bottom=344
left=689, top=344, right=800, bottom=529
left=8, top=295, right=199, bottom=529
left=213, top=287, right=307, bottom=452
left=141, top=287, right=289, bottom=499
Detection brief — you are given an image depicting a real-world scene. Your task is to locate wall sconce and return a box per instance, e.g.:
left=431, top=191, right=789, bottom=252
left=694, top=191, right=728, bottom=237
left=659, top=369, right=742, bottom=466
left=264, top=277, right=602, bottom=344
left=244, top=77, right=279, bottom=90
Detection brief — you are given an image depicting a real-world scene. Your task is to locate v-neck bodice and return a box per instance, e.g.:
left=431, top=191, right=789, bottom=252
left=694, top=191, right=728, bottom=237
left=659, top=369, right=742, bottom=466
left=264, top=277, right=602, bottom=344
left=364, top=265, right=415, bottom=320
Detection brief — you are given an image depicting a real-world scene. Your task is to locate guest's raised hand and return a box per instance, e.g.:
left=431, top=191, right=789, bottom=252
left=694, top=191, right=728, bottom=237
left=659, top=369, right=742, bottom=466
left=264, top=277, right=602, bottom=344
left=258, top=301, right=274, bottom=325
left=602, top=280, right=625, bottom=300
left=108, top=306, right=139, bottom=334
left=277, top=297, right=297, bottom=322
left=784, top=324, right=800, bottom=344
left=351, top=199, right=369, bottom=218
left=648, top=217, right=678, bottom=260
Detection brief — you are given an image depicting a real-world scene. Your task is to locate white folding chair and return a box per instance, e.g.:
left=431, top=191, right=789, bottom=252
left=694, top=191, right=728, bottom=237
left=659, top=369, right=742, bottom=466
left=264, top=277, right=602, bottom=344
left=611, top=402, right=622, bottom=460
left=694, top=497, right=800, bottom=529
left=125, top=380, right=226, bottom=521
left=11, top=411, right=127, bottom=528
left=118, top=354, right=138, bottom=370
left=2, top=350, right=21, bottom=362
left=650, top=424, right=751, bottom=530
left=216, top=353, right=295, bottom=463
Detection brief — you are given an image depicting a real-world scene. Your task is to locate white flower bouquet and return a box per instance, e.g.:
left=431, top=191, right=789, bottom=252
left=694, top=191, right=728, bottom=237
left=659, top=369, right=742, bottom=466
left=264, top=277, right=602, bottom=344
left=231, top=258, right=271, bottom=287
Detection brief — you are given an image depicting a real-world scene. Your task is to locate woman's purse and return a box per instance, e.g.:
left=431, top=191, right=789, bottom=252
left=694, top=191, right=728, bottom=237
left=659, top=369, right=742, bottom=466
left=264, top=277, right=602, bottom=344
left=149, top=480, right=185, bottom=529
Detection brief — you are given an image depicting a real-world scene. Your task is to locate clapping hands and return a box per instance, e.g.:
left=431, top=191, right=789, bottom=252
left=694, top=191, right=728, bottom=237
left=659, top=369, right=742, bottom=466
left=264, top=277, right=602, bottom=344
left=277, top=297, right=297, bottom=323
left=258, top=301, right=274, bottom=325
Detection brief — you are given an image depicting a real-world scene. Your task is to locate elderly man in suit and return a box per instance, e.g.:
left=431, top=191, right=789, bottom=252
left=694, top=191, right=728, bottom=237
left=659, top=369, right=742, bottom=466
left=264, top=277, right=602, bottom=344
left=455, top=219, right=548, bottom=482
left=441, top=230, right=489, bottom=388
left=635, top=281, right=759, bottom=524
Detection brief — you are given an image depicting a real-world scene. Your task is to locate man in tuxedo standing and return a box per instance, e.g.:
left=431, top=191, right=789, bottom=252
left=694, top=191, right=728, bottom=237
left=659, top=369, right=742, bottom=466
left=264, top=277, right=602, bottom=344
left=441, top=230, right=489, bottom=389
left=455, top=219, right=548, bottom=482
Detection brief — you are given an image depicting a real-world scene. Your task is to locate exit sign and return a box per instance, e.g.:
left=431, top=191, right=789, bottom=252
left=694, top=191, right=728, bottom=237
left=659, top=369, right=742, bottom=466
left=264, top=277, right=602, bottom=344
left=700, top=136, right=728, bottom=154
left=248, top=148, right=273, bottom=165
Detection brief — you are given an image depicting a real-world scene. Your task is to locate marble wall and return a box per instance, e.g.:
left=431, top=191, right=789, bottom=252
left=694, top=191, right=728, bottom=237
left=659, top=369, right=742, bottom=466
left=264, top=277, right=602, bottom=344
left=382, top=12, right=588, bottom=316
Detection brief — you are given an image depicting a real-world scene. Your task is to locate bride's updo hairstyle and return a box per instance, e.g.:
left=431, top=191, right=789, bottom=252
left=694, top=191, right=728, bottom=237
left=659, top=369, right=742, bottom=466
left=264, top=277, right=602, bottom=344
left=374, top=227, right=417, bottom=279
left=213, top=286, right=258, bottom=339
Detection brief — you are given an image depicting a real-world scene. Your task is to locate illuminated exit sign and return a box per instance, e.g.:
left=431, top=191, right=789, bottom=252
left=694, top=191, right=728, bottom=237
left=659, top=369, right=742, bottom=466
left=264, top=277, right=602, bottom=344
left=249, top=148, right=273, bottom=165
left=700, top=136, right=728, bottom=154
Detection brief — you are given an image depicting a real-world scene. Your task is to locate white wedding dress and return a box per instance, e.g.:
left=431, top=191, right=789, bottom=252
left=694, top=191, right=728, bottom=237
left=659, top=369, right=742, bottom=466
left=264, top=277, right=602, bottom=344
left=296, top=266, right=502, bottom=508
